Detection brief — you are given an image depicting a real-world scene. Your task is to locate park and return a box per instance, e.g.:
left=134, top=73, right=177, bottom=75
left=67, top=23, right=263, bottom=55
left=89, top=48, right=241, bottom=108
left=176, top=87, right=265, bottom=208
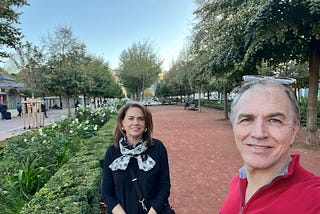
left=1, top=1, right=320, bottom=213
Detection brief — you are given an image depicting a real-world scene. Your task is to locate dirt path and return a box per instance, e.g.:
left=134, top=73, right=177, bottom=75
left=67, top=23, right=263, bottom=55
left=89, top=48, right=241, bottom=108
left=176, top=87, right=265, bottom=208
left=148, top=105, right=320, bottom=214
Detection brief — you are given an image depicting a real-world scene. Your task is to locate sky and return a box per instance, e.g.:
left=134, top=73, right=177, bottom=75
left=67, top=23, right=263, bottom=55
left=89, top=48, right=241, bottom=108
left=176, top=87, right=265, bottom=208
left=11, top=0, right=197, bottom=71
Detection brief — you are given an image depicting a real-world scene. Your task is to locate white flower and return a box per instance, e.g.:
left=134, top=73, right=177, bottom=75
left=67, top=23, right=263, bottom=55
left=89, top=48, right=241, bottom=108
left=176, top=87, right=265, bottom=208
left=84, top=126, right=88, bottom=131
left=94, top=125, right=98, bottom=131
left=24, top=138, right=28, bottom=142
left=70, top=130, right=73, bottom=134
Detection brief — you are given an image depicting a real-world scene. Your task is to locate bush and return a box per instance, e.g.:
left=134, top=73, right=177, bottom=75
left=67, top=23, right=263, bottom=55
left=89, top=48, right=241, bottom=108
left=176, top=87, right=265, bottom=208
left=21, top=118, right=115, bottom=213
left=298, top=97, right=320, bottom=126
left=198, top=99, right=231, bottom=111
left=0, top=101, right=122, bottom=213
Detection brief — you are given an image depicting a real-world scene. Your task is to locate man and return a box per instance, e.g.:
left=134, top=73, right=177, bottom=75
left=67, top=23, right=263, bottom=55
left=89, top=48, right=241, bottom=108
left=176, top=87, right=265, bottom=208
left=0, top=103, right=7, bottom=119
left=41, top=99, right=48, bottom=118
left=16, top=102, right=22, bottom=116
left=219, top=79, right=320, bottom=213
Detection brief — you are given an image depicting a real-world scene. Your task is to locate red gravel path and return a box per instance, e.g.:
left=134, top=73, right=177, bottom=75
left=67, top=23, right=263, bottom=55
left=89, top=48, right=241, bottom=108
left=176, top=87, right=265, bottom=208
left=148, top=105, right=320, bottom=214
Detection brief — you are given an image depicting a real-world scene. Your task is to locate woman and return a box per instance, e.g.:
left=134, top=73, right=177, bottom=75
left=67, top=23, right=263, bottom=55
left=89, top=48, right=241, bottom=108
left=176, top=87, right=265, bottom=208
left=102, top=102, right=172, bottom=214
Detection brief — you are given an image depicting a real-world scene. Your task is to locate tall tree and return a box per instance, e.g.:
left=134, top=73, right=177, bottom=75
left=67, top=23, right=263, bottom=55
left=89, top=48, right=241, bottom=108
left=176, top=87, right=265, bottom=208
left=44, top=26, right=87, bottom=114
left=117, top=41, right=162, bottom=100
left=193, top=0, right=320, bottom=145
left=241, top=0, right=320, bottom=145
left=45, top=25, right=86, bottom=69
left=79, top=56, right=123, bottom=106
left=0, top=0, right=29, bottom=58
left=11, top=42, right=46, bottom=97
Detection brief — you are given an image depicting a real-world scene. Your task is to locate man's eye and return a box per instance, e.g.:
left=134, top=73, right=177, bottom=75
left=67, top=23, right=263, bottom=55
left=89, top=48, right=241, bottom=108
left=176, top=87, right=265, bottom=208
left=270, top=118, right=281, bottom=124
left=241, top=118, right=252, bottom=122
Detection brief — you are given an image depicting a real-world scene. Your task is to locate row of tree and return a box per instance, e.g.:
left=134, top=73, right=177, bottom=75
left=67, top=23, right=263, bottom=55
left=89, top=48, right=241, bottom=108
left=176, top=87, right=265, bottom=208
left=1, top=0, right=319, bottom=145
left=1, top=1, right=163, bottom=109
left=156, top=0, right=319, bottom=146
left=11, top=26, right=123, bottom=114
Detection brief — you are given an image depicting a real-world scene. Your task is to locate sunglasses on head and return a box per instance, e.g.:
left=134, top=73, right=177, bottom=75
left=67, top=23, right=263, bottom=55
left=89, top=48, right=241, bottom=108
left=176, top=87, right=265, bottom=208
left=242, top=75, right=296, bottom=86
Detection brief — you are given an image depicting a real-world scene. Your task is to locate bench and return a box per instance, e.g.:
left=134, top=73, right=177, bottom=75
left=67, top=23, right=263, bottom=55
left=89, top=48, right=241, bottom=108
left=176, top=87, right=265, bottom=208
left=186, top=103, right=198, bottom=111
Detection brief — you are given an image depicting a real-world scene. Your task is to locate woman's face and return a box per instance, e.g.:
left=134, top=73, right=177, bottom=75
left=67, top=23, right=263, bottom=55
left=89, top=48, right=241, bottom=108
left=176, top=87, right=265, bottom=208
left=122, top=107, right=146, bottom=144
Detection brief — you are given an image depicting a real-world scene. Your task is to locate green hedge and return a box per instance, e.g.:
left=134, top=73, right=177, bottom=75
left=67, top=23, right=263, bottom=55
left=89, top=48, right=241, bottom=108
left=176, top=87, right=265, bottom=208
left=21, top=117, right=116, bottom=214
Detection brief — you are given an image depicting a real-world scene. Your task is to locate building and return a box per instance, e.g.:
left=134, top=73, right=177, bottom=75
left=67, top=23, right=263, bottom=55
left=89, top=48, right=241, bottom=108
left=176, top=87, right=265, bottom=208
left=0, top=72, right=25, bottom=109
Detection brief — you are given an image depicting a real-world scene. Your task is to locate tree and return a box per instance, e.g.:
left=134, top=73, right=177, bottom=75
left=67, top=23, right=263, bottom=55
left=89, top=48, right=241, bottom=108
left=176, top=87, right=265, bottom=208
left=11, top=42, right=46, bottom=97
left=240, top=0, right=320, bottom=145
left=117, top=41, right=162, bottom=100
left=79, top=56, right=123, bottom=107
left=0, top=0, right=29, bottom=58
left=192, top=0, right=320, bottom=145
left=44, top=26, right=87, bottom=114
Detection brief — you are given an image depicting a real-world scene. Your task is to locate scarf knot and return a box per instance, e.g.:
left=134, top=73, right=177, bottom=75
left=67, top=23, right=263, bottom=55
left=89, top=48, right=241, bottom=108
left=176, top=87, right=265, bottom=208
left=109, top=137, right=156, bottom=171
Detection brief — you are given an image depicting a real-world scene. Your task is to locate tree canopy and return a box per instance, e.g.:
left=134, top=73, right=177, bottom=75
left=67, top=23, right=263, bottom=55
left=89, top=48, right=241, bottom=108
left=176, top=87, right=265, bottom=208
left=0, top=0, right=29, bottom=58
left=117, top=41, right=162, bottom=100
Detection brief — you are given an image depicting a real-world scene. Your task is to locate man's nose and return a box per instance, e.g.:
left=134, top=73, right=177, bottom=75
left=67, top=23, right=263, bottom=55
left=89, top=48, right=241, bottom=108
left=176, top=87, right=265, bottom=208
left=250, top=120, right=268, bottom=138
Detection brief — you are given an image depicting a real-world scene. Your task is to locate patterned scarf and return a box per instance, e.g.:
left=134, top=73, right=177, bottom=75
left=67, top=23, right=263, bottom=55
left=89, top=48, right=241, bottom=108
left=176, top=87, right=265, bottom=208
left=109, top=136, right=156, bottom=171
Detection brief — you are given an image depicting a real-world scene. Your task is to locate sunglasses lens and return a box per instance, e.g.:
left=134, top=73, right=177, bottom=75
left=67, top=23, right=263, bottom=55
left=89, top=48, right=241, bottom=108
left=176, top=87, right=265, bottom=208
left=242, top=75, right=296, bottom=85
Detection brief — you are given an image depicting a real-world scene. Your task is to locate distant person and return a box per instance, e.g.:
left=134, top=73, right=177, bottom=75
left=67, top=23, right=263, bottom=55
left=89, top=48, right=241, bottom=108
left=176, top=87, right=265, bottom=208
left=41, top=99, right=48, bottom=118
left=184, top=101, right=189, bottom=110
left=16, top=102, right=22, bottom=117
left=0, top=103, right=6, bottom=119
left=219, top=78, right=320, bottom=213
left=75, top=100, right=80, bottom=112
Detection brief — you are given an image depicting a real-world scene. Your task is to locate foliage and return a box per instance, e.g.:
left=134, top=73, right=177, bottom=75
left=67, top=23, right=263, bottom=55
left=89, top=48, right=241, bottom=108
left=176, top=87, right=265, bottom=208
left=299, top=96, right=320, bottom=126
left=189, top=0, right=320, bottom=144
left=118, top=41, right=162, bottom=100
left=0, top=100, right=122, bottom=213
left=10, top=26, right=123, bottom=112
left=78, top=56, right=123, bottom=99
left=10, top=41, right=46, bottom=97
left=20, top=118, right=116, bottom=214
left=198, top=99, right=230, bottom=111
left=0, top=0, right=29, bottom=58
left=46, top=26, right=87, bottom=69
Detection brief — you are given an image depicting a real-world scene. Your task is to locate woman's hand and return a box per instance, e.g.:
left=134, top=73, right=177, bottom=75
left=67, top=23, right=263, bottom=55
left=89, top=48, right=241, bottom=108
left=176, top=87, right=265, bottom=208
left=112, top=203, right=126, bottom=214
left=148, top=207, right=157, bottom=214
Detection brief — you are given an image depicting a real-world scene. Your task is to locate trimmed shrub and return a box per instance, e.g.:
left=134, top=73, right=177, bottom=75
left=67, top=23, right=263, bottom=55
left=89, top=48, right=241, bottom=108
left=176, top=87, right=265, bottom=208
left=20, top=117, right=115, bottom=214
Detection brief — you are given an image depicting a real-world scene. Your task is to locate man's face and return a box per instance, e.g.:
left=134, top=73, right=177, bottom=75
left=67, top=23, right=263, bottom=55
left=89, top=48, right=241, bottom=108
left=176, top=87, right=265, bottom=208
left=232, top=85, right=300, bottom=171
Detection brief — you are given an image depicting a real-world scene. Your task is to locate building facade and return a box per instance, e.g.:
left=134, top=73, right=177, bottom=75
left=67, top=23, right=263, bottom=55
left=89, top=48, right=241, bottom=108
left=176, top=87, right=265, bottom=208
left=0, top=73, right=25, bottom=109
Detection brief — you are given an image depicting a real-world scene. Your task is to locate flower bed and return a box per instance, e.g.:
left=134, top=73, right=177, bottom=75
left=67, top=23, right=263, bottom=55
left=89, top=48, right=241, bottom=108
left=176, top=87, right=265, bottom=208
left=0, top=100, right=123, bottom=213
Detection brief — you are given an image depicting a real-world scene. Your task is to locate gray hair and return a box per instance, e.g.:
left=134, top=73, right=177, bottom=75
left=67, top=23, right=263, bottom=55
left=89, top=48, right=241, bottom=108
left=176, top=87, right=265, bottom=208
left=230, top=79, right=300, bottom=125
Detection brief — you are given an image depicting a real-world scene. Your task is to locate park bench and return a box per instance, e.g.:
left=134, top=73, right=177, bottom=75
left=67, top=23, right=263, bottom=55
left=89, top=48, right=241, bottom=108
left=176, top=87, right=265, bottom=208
left=186, top=103, right=198, bottom=111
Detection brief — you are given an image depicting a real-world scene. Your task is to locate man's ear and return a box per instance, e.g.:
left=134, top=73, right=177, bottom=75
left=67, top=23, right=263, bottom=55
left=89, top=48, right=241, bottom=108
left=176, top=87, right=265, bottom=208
left=292, top=121, right=300, bottom=137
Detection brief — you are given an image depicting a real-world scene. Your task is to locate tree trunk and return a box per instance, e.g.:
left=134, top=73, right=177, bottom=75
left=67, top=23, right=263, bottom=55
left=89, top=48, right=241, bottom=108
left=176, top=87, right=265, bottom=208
left=84, top=94, right=87, bottom=110
left=306, top=38, right=320, bottom=145
left=198, top=85, right=202, bottom=112
left=223, top=84, right=228, bottom=119
left=59, top=95, right=63, bottom=109
left=66, top=97, right=71, bottom=115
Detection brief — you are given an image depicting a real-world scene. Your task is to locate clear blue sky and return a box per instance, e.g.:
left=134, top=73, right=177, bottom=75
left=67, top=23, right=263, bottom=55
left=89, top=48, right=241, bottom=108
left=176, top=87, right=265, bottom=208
left=17, top=0, right=196, bottom=70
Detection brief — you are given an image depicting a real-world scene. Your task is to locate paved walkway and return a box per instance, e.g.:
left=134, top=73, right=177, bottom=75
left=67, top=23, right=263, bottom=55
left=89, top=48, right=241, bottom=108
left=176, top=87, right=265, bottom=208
left=0, top=108, right=72, bottom=142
